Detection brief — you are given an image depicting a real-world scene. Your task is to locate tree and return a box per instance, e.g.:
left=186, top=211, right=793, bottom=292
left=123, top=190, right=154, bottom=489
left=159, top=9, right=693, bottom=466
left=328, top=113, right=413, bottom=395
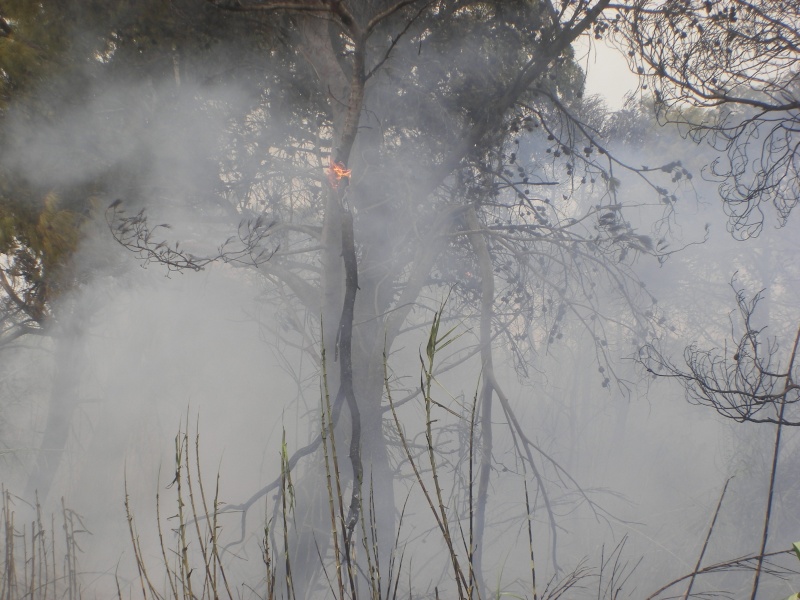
left=99, top=2, right=697, bottom=595
left=614, top=0, right=800, bottom=239
left=0, top=1, right=795, bottom=595
left=0, top=0, right=281, bottom=349
left=0, top=0, right=291, bottom=499
left=0, top=2, right=88, bottom=349
left=614, top=3, right=800, bottom=596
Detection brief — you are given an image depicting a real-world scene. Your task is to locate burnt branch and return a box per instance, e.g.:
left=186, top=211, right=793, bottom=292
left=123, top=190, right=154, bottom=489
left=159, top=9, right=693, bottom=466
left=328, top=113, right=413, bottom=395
left=334, top=204, right=363, bottom=556
left=106, top=201, right=278, bottom=272
left=645, top=549, right=800, bottom=600
left=365, top=1, right=430, bottom=80
left=614, top=0, right=800, bottom=237
left=641, top=279, right=800, bottom=425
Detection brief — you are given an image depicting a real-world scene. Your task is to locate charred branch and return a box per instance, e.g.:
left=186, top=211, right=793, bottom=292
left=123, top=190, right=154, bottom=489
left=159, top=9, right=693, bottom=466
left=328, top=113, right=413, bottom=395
left=641, top=279, right=800, bottom=426
left=614, top=0, right=800, bottom=236
left=106, top=201, right=279, bottom=272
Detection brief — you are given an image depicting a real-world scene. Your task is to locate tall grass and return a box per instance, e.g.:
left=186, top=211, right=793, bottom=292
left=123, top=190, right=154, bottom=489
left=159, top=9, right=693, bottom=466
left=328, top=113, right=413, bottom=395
left=124, top=429, right=233, bottom=600
left=0, top=489, right=87, bottom=600
left=119, top=318, right=596, bottom=600
left=5, top=319, right=799, bottom=599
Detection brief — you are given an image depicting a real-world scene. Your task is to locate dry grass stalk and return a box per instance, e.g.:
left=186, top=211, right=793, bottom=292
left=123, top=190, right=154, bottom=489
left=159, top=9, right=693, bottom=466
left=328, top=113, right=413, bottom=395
left=1, top=489, right=86, bottom=600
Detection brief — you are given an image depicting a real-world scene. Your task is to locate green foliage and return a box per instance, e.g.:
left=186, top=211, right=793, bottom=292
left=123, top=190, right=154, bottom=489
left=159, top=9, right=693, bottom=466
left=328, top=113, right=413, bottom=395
left=0, top=0, right=283, bottom=338
left=782, top=542, right=800, bottom=600
left=0, top=2, right=66, bottom=109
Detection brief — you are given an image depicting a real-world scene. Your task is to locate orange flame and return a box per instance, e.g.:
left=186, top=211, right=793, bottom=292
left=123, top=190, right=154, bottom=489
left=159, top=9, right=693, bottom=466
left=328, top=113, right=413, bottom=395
left=327, top=156, right=352, bottom=188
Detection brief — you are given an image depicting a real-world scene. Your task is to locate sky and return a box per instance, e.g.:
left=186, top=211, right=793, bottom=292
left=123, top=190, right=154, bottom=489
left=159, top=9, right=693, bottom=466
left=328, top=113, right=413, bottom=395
left=576, top=36, right=640, bottom=109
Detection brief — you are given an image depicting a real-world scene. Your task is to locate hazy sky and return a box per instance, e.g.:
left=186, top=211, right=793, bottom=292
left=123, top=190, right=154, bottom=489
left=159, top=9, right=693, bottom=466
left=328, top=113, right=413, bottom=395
left=576, top=36, right=639, bottom=109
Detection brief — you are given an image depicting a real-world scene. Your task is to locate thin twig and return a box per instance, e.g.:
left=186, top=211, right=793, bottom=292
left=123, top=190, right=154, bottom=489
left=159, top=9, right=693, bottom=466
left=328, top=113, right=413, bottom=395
left=684, top=476, right=733, bottom=600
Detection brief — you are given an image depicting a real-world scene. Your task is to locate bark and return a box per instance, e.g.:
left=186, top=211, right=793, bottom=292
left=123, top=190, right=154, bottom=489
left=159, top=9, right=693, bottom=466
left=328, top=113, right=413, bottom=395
left=289, top=15, right=378, bottom=596
left=210, top=2, right=616, bottom=592
left=465, top=206, right=495, bottom=590
left=25, top=323, right=83, bottom=505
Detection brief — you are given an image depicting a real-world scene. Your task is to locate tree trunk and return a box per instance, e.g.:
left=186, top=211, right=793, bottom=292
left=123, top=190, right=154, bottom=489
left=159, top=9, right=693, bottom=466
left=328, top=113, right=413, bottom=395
left=25, top=322, right=83, bottom=505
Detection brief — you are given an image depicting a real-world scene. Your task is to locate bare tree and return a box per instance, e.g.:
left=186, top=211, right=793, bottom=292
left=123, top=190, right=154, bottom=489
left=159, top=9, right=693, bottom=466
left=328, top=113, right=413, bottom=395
left=100, top=1, right=692, bottom=595
left=641, top=282, right=800, bottom=426
left=641, top=280, right=800, bottom=599
left=614, top=0, right=800, bottom=239
left=614, top=6, right=800, bottom=593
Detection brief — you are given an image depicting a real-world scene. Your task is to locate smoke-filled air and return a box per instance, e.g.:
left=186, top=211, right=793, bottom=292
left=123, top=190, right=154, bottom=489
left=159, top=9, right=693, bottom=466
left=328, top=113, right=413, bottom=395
left=1, top=2, right=799, bottom=599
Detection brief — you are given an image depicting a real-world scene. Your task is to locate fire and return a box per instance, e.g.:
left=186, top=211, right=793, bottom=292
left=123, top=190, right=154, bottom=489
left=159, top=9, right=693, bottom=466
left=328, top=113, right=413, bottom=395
left=327, top=156, right=352, bottom=188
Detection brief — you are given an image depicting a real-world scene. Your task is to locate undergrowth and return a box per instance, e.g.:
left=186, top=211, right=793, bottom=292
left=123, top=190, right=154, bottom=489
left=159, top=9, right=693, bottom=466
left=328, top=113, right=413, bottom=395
left=2, top=317, right=799, bottom=599
left=1, top=489, right=87, bottom=600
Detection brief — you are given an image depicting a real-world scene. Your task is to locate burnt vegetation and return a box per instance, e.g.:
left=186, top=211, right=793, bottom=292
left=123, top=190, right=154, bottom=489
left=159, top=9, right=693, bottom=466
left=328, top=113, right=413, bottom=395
left=1, top=1, right=800, bottom=598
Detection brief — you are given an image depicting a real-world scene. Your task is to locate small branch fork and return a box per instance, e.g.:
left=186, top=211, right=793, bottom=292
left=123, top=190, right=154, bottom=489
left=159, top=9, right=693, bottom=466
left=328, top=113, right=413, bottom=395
left=646, top=549, right=799, bottom=600
left=106, top=201, right=278, bottom=271
left=642, top=280, right=800, bottom=426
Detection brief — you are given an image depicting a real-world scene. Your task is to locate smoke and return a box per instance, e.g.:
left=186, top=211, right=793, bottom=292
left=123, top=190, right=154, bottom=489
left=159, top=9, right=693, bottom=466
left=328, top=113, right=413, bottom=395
left=1, top=11, right=799, bottom=600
